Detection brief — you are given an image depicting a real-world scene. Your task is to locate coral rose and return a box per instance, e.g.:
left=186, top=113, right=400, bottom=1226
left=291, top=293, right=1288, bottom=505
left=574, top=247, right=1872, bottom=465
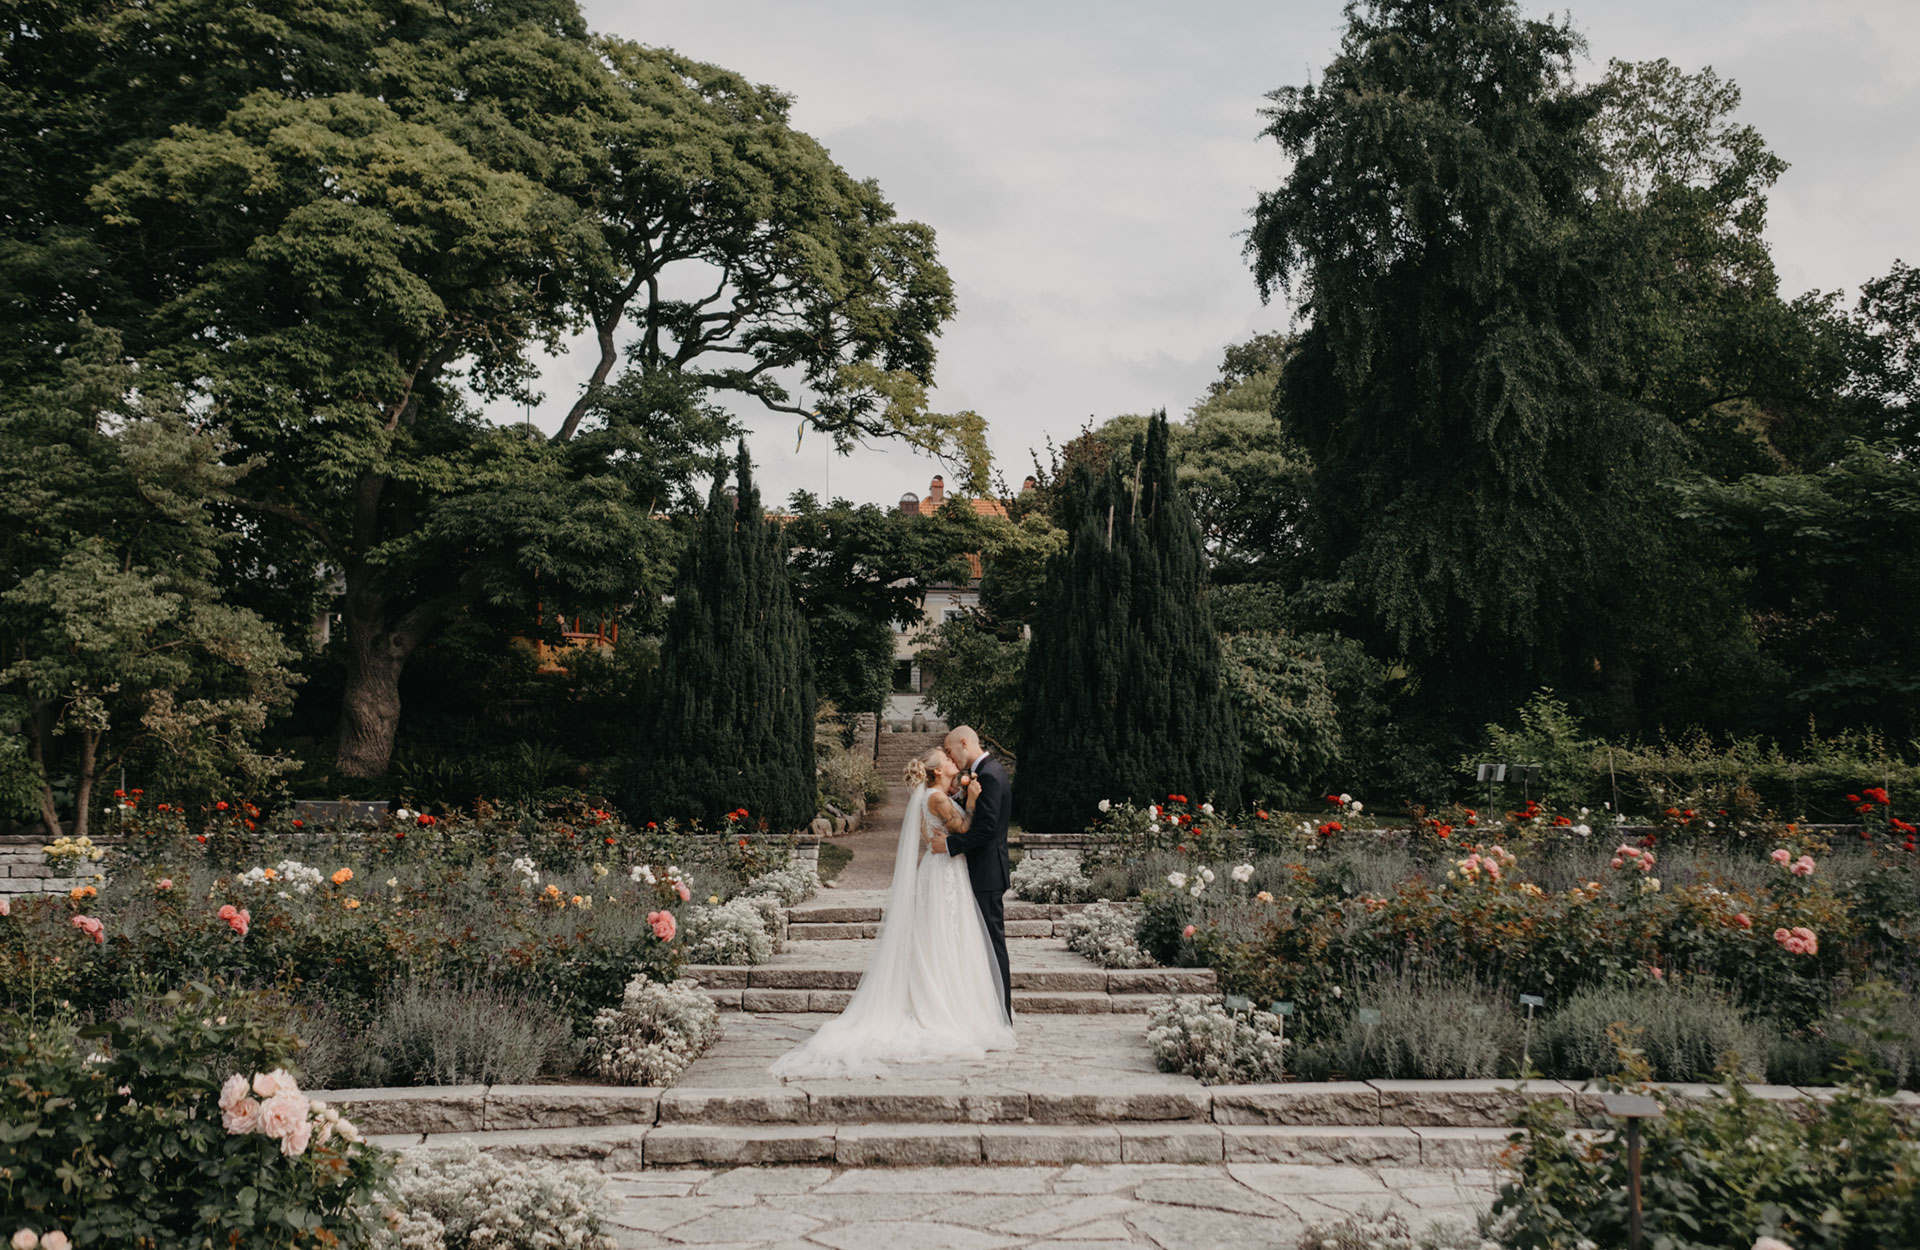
left=216, top=904, right=250, bottom=937
left=69, top=915, right=103, bottom=943
left=647, top=910, right=677, bottom=941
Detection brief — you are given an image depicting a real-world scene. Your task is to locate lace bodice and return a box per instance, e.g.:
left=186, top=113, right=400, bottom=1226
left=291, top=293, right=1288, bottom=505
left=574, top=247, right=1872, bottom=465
left=922, top=794, right=952, bottom=853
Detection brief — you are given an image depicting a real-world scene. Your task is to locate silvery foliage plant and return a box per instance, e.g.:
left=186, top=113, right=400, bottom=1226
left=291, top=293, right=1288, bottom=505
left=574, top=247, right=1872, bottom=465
left=1147, top=994, right=1289, bottom=1084
left=1064, top=901, right=1155, bottom=968
left=1009, top=849, right=1091, bottom=903
left=746, top=862, right=820, bottom=906
left=682, top=897, right=776, bottom=965
left=375, top=1145, right=616, bottom=1249
left=589, top=976, right=722, bottom=1086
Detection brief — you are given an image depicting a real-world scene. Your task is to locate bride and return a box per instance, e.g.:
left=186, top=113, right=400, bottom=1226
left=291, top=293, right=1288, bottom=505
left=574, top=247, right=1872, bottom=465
left=769, top=748, right=1017, bottom=1078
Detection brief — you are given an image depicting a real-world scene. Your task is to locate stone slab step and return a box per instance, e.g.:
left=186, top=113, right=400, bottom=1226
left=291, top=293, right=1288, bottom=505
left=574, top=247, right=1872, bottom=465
left=686, top=964, right=1216, bottom=995
left=704, top=988, right=1166, bottom=1014
left=789, top=918, right=1065, bottom=940
left=787, top=901, right=1093, bottom=924
left=382, top=1121, right=1512, bottom=1170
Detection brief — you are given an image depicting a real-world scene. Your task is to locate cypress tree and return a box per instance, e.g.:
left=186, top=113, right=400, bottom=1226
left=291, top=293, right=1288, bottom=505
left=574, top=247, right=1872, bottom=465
left=1017, top=412, right=1241, bottom=830
left=631, top=442, right=816, bottom=829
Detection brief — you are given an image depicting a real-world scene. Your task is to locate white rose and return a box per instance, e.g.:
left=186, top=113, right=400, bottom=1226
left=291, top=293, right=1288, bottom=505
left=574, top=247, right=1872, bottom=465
left=1199, top=868, right=1215, bottom=883
left=1098, top=799, right=1111, bottom=813
left=1166, top=872, right=1188, bottom=889
left=1201, top=803, right=1213, bottom=815
left=1574, top=825, right=1591, bottom=836
left=1338, top=793, right=1352, bottom=804
left=1189, top=884, right=1204, bottom=897
left=1231, top=863, right=1254, bottom=883
left=1349, top=801, right=1363, bottom=814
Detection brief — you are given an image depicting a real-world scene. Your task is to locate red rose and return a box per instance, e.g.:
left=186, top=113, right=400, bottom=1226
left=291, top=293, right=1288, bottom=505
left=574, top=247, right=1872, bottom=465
left=291, top=819, right=304, bottom=828
left=216, top=801, right=229, bottom=810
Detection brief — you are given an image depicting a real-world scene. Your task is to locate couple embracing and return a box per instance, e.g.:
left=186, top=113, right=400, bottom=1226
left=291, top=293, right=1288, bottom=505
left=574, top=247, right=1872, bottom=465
left=770, top=726, right=1017, bottom=1079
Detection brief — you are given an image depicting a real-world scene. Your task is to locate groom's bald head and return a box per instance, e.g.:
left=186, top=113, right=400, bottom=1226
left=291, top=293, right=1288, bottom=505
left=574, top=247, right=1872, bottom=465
left=944, top=725, right=981, bottom=767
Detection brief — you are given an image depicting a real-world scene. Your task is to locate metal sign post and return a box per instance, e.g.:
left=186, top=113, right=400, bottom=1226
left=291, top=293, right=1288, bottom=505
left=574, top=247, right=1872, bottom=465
left=1599, top=1093, right=1663, bottom=1250
left=1519, top=994, right=1545, bottom=1073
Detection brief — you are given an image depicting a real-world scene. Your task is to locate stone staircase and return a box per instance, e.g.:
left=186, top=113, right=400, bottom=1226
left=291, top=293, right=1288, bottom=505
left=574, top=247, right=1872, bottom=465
left=688, top=891, right=1216, bottom=1016
left=871, top=729, right=947, bottom=779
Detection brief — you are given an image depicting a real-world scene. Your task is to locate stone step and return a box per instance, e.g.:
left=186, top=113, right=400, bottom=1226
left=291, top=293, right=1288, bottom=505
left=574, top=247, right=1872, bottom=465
left=703, top=988, right=1171, bottom=1014
left=374, top=1121, right=1512, bottom=1170
left=789, top=918, right=1065, bottom=940
left=686, top=964, right=1214, bottom=997
left=786, top=901, right=1090, bottom=924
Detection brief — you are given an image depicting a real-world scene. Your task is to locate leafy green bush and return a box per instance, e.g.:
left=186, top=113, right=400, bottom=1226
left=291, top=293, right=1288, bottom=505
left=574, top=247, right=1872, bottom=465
left=1493, top=1076, right=1920, bottom=1249
left=1539, top=977, right=1772, bottom=1082
left=353, top=982, right=574, bottom=1087
left=0, top=987, right=387, bottom=1246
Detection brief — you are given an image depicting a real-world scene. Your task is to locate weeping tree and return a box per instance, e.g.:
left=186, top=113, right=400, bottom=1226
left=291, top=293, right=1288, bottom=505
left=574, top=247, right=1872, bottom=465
left=1016, top=413, right=1241, bottom=830
left=630, top=444, right=816, bottom=830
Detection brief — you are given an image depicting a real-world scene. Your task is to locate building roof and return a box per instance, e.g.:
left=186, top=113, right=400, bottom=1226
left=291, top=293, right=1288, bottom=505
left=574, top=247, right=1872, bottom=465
left=898, top=475, right=1008, bottom=519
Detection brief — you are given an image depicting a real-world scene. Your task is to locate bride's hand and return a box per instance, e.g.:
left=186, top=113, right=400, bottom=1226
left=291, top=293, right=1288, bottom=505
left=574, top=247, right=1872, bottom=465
left=929, top=836, right=947, bottom=853
left=964, top=778, right=982, bottom=804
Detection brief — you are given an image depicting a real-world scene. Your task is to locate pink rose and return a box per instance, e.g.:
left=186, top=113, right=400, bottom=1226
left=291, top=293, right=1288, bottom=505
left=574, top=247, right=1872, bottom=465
left=1182, top=924, right=1196, bottom=939
left=222, top=1095, right=261, bottom=1134
left=1734, top=913, right=1752, bottom=929
left=1791, top=856, right=1815, bottom=877
left=278, top=1115, right=313, bottom=1158
left=217, top=904, right=250, bottom=937
left=156, top=878, right=173, bottom=891
left=1609, top=858, right=1624, bottom=869
left=674, top=881, right=691, bottom=902
left=1774, top=927, right=1790, bottom=942
left=40, top=1234, right=69, bottom=1250
left=257, top=1090, right=307, bottom=1141
left=219, top=1073, right=251, bottom=1111
left=252, top=1068, right=295, bottom=1100
left=0, top=896, right=9, bottom=916
left=647, top=910, right=677, bottom=941
left=1770, top=848, right=1791, bottom=865
left=70, top=915, right=103, bottom=943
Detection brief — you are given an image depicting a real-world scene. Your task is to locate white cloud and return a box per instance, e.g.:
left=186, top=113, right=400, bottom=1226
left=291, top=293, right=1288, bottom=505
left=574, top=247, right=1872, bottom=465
left=489, top=0, right=1920, bottom=507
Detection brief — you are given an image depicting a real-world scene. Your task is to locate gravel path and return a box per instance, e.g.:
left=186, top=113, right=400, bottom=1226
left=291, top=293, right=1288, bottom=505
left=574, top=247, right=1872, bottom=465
left=829, top=786, right=911, bottom=891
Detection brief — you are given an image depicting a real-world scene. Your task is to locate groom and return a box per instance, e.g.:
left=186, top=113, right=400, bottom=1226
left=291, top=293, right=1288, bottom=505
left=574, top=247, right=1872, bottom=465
left=941, top=725, right=1013, bottom=1019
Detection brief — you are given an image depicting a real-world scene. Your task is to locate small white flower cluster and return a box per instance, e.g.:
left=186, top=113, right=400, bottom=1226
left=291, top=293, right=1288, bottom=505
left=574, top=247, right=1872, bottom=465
left=1010, top=850, right=1091, bottom=904
left=1147, top=994, right=1289, bottom=1085
left=239, top=860, right=325, bottom=894
left=510, top=856, right=540, bottom=884
left=1063, top=901, right=1155, bottom=969
left=682, top=897, right=776, bottom=965
left=1230, top=862, right=1255, bottom=884
left=1295, top=1209, right=1498, bottom=1250
left=373, top=1144, right=617, bottom=1250
left=589, top=976, right=722, bottom=1086
left=745, top=862, right=820, bottom=907
left=1165, top=867, right=1215, bottom=899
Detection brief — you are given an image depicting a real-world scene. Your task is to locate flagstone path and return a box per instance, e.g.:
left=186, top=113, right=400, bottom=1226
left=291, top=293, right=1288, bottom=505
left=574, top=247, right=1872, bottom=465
left=604, top=1160, right=1500, bottom=1249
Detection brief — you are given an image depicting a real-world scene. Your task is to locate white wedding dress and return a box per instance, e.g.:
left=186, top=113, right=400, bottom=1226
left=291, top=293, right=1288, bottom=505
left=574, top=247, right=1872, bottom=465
left=769, top=784, right=1016, bottom=1079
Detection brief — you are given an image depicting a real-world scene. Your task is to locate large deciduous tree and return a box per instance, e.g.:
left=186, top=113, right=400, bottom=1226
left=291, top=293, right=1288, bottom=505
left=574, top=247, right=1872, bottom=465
left=631, top=445, right=816, bottom=830
left=1016, top=414, right=1241, bottom=830
left=4, top=1, right=965, bottom=778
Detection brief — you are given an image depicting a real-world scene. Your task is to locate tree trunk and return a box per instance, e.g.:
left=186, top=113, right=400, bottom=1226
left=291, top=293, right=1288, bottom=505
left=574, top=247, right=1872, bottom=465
left=334, top=580, right=414, bottom=779
left=72, top=729, right=97, bottom=841
left=27, top=699, right=64, bottom=838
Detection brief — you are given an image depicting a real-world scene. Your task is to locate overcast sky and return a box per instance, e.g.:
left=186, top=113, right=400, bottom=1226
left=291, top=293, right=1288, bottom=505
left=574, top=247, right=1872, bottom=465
left=498, top=0, right=1920, bottom=508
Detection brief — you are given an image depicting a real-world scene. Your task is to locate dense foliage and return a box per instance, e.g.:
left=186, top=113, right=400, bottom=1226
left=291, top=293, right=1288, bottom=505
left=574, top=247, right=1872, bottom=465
left=631, top=446, right=817, bottom=830
left=1017, top=414, right=1242, bottom=829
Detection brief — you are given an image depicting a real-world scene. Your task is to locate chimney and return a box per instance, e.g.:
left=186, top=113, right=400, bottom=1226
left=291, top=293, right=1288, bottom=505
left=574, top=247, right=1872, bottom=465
left=928, top=475, right=945, bottom=506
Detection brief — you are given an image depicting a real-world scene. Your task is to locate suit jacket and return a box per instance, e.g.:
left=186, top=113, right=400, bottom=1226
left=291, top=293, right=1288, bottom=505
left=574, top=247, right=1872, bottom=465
left=945, top=752, right=1011, bottom=894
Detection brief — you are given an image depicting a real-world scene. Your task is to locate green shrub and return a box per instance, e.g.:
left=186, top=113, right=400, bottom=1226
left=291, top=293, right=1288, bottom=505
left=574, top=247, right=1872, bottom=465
left=1492, top=1076, right=1920, bottom=1249
left=1539, top=977, right=1773, bottom=1082
left=0, top=987, right=387, bottom=1246
left=1320, top=971, right=1524, bottom=1080
left=355, top=982, right=573, bottom=1087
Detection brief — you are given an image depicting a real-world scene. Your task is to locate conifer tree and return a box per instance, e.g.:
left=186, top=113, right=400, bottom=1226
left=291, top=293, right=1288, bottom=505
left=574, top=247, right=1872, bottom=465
left=1017, top=413, right=1241, bottom=830
left=632, top=443, right=816, bottom=829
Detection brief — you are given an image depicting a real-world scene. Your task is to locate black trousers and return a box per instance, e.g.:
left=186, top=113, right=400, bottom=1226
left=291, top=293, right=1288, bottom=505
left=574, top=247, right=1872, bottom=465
left=974, top=887, right=1013, bottom=1020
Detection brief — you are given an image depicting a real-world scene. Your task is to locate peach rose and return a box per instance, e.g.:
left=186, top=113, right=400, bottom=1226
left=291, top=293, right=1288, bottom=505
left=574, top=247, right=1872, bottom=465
left=647, top=910, right=677, bottom=941
left=221, top=1095, right=261, bottom=1135
left=257, top=1090, right=308, bottom=1141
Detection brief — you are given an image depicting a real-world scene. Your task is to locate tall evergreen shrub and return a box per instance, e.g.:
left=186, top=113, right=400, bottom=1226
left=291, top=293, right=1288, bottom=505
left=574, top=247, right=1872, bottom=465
left=631, top=444, right=816, bottom=829
left=1017, top=413, right=1242, bottom=829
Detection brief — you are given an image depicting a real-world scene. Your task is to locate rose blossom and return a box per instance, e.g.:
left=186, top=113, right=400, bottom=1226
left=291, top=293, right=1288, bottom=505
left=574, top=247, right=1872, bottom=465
left=252, top=1068, right=295, bottom=1099
left=12, top=1231, right=39, bottom=1250
left=217, top=904, right=250, bottom=937
left=38, top=1235, right=68, bottom=1250
left=647, top=910, right=677, bottom=941
left=1734, top=913, right=1752, bottom=929
left=156, top=878, right=172, bottom=890
left=278, top=1115, right=314, bottom=1158
left=220, top=1074, right=251, bottom=1110
left=1182, top=925, right=1196, bottom=938
left=1790, top=856, right=1815, bottom=877
left=257, top=1089, right=308, bottom=1141
left=1770, top=848, right=1792, bottom=865
left=222, top=1095, right=262, bottom=1134
left=70, top=915, right=103, bottom=943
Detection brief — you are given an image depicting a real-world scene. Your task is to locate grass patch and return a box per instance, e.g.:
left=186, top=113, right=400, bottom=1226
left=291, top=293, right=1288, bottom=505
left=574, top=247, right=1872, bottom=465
left=817, top=841, right=853, bottom=884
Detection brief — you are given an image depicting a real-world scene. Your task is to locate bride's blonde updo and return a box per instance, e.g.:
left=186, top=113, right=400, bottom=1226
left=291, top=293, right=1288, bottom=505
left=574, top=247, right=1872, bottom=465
left=903, top=748, right=948, bottom=789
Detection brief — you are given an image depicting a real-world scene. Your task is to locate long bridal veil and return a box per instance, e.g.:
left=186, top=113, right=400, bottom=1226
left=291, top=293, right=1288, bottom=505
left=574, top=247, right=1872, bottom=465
left=768, top=783, right=1011, bottom=1079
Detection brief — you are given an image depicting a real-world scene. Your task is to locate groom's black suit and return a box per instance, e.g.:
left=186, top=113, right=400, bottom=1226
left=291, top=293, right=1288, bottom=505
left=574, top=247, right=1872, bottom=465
left=945, top=751, right=1013, bottom=1019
